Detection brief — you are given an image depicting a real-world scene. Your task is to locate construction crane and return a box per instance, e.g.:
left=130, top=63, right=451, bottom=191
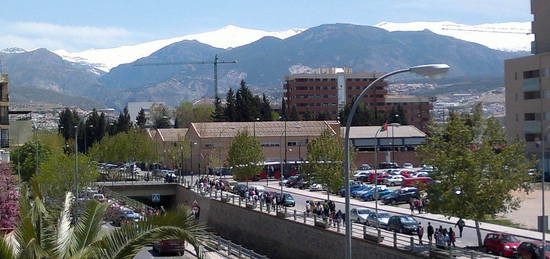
left=135, top=54, right=237, bottom=99
left=441, top=24, right=531, bottom=35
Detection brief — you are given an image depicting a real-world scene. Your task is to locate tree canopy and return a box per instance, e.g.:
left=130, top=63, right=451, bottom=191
left=418, top=103, right=533, bottom=246
left=89, top=129, right=160, bottom=163
left=10, top=140, right=52, bottom=182
left=212, top=80, right=274, bottom=122
left=226, top=131, right=264, bottom=183
left=174, top=102, right=214, bottom=128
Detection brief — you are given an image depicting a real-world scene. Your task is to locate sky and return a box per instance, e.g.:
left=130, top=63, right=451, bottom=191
left=0, top=0, right=531, bottom=51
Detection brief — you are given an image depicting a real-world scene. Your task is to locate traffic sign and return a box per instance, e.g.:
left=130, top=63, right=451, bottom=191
left=152, top=194, right=160, bottom=203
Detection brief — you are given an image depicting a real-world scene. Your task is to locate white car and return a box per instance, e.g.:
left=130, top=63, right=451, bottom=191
left=353, top=171, right=371, bottom=180
left=309, top=183, right=326, bottom=191
left=402, top=163, right=414, bottom=169
left=350, top=208, right=371, bottom=224
left=385, top=169, right=401, bottom=175
left=383, top=175, right=405, bottom=186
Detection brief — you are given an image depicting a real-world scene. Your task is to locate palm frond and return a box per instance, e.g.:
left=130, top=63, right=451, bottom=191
left=53, top=192, right=76, bottom=258
left=72, top=200, right=108, bottom=253
left=0, top=236, right=16, bottom=259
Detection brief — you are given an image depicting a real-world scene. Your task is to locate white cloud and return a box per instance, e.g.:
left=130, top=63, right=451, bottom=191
left=0, top=21, right=138, bottom=51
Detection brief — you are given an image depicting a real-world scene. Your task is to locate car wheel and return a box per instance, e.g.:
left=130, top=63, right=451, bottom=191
left=391, top=200, right=397, bottom=206
left=498, top=251, right=503, bottom=257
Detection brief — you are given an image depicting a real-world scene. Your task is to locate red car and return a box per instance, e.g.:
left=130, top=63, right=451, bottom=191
left=399, top=170, right=413, bottom=178
left=517, top=241, right=550, bottom=259
left=483, top=233, right=520, bottom=257
left=368, top=172, right=388, bottom=183
left=153, top=239, right=186, bottom=256
left=401, top=177, right=433, bottom=187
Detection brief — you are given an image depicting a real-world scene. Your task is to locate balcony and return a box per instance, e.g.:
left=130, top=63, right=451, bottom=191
left=524, top=120, right=542, bottom=134
left=523, top=78, right=540, bottom=91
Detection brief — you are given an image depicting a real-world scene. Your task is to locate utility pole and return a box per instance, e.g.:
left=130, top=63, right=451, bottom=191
left=135, top=55, right=237, bottom=100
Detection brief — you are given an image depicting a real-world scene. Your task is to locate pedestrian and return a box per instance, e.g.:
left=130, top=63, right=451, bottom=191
left=455, top=218, right=465, bottom=238
left=427, top=222, right=434, bottom=243
left=417, top=223, right=424, bottom=245
left=449, top=228, right=456, bottom=247
left=191, top=201, right=200, bottom=220
left=306, top=201, right=311, bottom=216
left=409, top=199, right=415, bottom=214
left=417, top=199, right=423, bottom=214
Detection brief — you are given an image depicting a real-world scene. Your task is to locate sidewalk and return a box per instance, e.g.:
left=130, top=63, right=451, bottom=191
left=252, top=180, right=543, bottom=241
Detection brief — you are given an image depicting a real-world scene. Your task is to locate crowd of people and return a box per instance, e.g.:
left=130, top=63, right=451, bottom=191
left=306, top=200, right=344, bottom=227
left=423, top=222, right=458, bottom=248
left=409, top=197, right=427, bottom=214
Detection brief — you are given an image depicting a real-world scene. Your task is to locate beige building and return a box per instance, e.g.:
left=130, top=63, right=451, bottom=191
left=150, top=128, right=188, bottom=168
left=505, top=0, right=550, bottom=170
left=185, top=121, right=340, bottom=174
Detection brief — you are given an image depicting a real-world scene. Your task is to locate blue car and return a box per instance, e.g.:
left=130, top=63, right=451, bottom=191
left=361, top=188, right=393, bottom=201
left=338, top=184, right=364, bottom=196
left=351, top=186, right=374, bottom=198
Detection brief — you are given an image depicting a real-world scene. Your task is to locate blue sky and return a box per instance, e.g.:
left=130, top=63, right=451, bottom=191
left=0, top=0, right=531, bottom=51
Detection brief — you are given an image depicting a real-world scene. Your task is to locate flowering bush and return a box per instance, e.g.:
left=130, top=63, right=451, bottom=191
left=0, top=162, right=19, bottom=231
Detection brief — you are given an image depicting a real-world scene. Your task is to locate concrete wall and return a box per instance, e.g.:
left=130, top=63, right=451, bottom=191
left=175, top=186, right=422, bottom=259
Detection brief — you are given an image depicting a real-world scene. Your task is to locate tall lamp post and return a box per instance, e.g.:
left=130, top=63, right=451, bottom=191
left=343, top=64, right=449, bottom=259
left=190, top=141, right=198, bottom=185
left=541, top=125, right=550, bottom=252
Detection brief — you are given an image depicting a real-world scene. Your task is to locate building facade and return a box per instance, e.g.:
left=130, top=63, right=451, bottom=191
left=505, top=0, right=550, bottom=170
left=284, top=68, right=433, bottom=131
left=0, top=74, right=9, bottom=159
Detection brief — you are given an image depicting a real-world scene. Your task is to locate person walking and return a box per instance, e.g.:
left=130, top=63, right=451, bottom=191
left=455, top=218, right=465, bottom=238
left=449, top=228, right=456, bottom=247
left=409, top=198, right=415, bottom=214
left=306, top=201, right=311, bottom=216
left=417, top=199, right=423, bottom=214
left=417, top=223, right=424, bottom=245
left=427, top=222, right=434, bottom=244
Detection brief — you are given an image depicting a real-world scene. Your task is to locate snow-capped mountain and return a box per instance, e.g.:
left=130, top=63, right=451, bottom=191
left=375, top=21, right=532, bottom=52
left=54, top=25, right=304, bottom=72
left=1, top=47, right=29, bottom=54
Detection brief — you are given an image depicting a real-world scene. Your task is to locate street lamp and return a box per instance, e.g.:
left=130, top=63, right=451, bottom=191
left=190, top=141, right=198, bottom=185
left=343, top=64, right=449, bottom=259
left=390, top=122, right=400, bottom=165
left=541, top=125, right=550, bottom=251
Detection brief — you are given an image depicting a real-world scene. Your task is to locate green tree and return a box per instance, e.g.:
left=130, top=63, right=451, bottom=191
left=89, top=129, right=159, bottom=163
left=0, top=187, right=209, bottom=259
left=10, top=140, right=52, bottom=182
left=418, top=105, right=533, bottom=246
left=115, top=107, right=133, bottom=133
left=280, top=97, right=287, bottom=121
left=136, top=108, right=147, bottom=128
left=58, top=108, right=80, bottom=140
left=288, top=106, right=299, bottom=121
left=165, top=136, right=190, bottom=170
left=174, top=102, right=213, bottom=128
left=224, top=88, right=237, bottom=122
left=152, top=104, right=171, bottom=129
left=226, top=131, right=264, bottom=186
left=307, top=130, right=352, bottom=200
left=32, top=153, right=98, bottom=199
left=211, top=96, right=225, bottom=122
left=259, top=94, right=273, bottom=121
left=303, top=110, right=314, bottom=121
left=235, top=80, right=260, bottom=122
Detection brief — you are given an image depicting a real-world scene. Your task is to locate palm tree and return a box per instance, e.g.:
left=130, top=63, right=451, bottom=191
left=0, top=185, right=210, bottom=259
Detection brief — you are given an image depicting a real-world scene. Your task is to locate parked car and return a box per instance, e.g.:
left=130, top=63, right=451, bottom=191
left=382, top=188, right=419, bottom=205
left=350, top=185, right=374, bottom=198
left=366, top=212, right=391, bottom=229
left=413, top=171, right=430, bottom=178
left=120, top=209, right=141, bottom=222
left=353, top=171, right=371, bottom=180
left=483, top=233, right=520, bottom=257
left=517, top=241, right=550, bottom=259
left=402, top=177, right=433, bottom=187
left=402, top=163, right=414, bottom=169
left=350, top=208, right=371, bottom=224
left=338, top=183, right=365, bottom=197
left=309, top=183, right=326, bottom=191
left=399, top=170, right=414, bottom=178
left=383, top=175, right=405, bottom=186
left=153, top=239, right=186, bottom=256
left=367, top=172, right=389, bottom=184
left=280, top=193, right=295, bottom=207
left=285, top=175, right=303, bottom=187
left=232, top=183, right=249, bottom=197
left=360, top=188, right=393, bottom=201
left=387, top=215, right=419, bottom=235
left=378, top=162, right=399, bottom=169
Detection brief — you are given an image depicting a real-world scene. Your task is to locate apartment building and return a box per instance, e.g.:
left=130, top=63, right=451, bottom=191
left=0, top=74, right=9, bottom=150
left=284, top=68, right=433, bottom=131
left=505, top=0, right=550, bottom=169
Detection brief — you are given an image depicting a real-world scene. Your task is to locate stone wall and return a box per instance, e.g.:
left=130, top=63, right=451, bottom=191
left=175, top=186, right=422, bottom=259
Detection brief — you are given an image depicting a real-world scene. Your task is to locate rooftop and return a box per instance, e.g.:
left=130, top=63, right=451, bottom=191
left=285, top=72, right=385, bottom=80
left=191, top=121, right=339, bottom=138
left=384, top=95, right=435, bottom=103
left=343, top=125, right=426, bottom=139
left=157, top=128, right=188, bottom=142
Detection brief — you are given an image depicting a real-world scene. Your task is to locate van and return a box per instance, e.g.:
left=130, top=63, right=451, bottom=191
left=401, top=177, right=433, bottom=187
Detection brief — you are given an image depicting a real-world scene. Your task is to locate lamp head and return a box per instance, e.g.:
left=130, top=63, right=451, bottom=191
left=409, top=64, right=450, bottom=79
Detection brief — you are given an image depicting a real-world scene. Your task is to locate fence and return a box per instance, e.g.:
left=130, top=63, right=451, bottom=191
left=187, top=183, right=500, bottom=259
left=209, top=234, right=269, bottom=259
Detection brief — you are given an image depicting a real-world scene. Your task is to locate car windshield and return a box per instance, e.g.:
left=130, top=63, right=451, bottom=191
left=400, top=216, right=417, bottom=224
left=378, top=213, right=390, bottom=218
left=500, top=235, right=519, bottom=243
left=358, top=209, right=370, bottom=214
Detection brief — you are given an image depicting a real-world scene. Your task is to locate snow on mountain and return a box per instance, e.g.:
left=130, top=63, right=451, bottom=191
left=54, top=25, right=304, bottom=72
left=1, top=47, right=29, bottom=54
left=375, top=21, right=532, bottom=52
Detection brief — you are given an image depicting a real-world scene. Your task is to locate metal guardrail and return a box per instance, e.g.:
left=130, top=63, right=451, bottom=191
left=209, top=234, right=269, bottom=259
left=188, top=183, right=501, bottom=259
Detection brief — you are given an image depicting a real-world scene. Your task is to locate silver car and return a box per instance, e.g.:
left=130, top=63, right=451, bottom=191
left=350, top=208, right=371, bottom=224
left=366, top=212, right=391, bottom=229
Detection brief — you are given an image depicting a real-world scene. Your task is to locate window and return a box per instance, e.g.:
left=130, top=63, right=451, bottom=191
left=525, top=133, right=541, bottom=142
left=524, top=91, right=541, bottom=100
left=523, top=69, right=540, bottom=79
left=261, top=142, right=280, bottom=147
left=0, top=106, right=7, bottom=124
left=287, top=142, right=297, bottom=146
left=524, top=113, right=541, bottom=121
left=0, top=129, right=7, bottom=148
